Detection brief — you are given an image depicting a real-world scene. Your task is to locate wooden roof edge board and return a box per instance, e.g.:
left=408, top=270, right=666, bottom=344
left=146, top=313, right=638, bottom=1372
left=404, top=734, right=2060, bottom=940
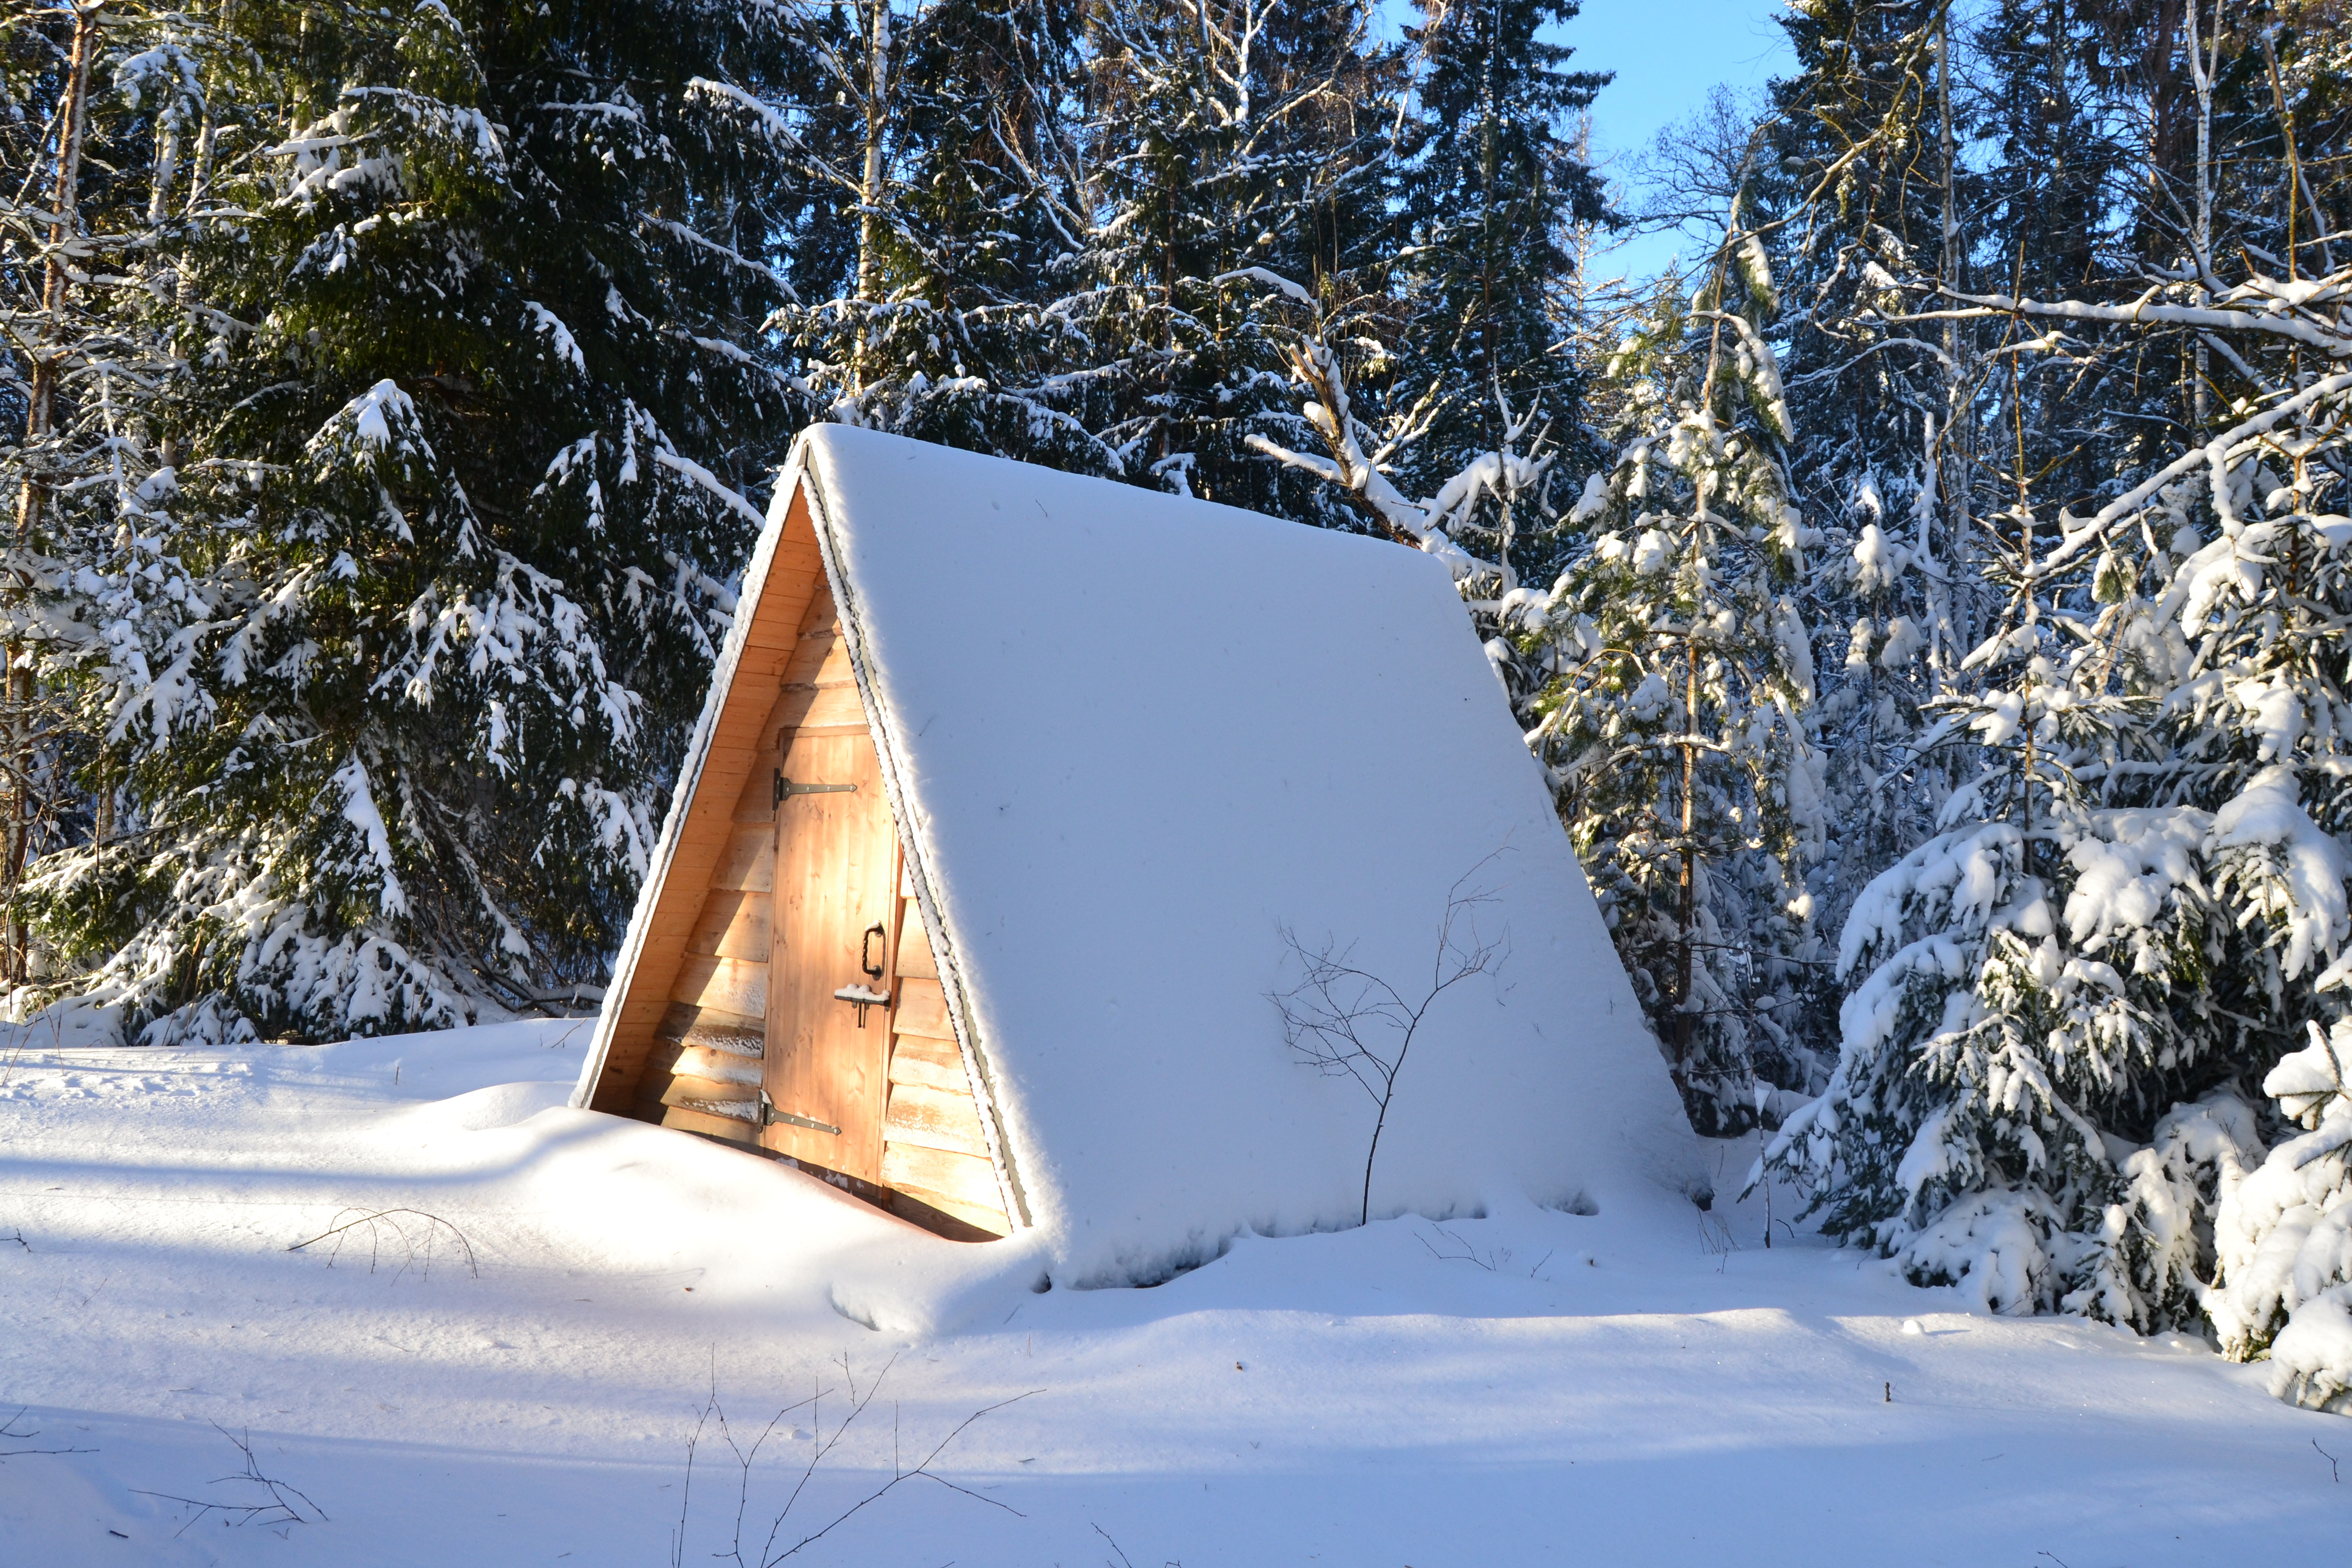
left=573, top=442, right=820, bottom=1115
left=800, top=447, right=1033, bottom=1232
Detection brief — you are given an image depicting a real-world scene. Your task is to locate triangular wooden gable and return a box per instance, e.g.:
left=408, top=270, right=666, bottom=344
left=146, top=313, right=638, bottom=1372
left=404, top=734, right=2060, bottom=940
left=578, top=478, right=1017, bottom=1240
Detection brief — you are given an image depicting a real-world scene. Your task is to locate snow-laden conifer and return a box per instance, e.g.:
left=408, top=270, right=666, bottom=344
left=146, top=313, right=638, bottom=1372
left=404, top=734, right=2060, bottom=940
left=1757, top=120, right=2352, bottom=1351
left=1760, top=345, right=2352, bottom=1333
left=1516, top=227, right=1827, bottom=1133
left=1385, top=0, right=1608, bottom=582
left=10, top=0, right=800, bottom=1041
left=751, top=0, right=1128, bottom=475
left=2210, top=1021, right=2352, bottom=1412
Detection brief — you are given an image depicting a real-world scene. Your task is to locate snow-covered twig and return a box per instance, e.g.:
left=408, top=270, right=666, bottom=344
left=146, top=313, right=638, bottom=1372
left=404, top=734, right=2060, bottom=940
left=286, top=1207, right=478, bottom=1281
left=131, top=1424, right=325, bottom=1536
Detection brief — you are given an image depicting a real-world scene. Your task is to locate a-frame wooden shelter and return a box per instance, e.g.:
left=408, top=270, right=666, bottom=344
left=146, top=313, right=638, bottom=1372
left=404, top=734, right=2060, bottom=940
left=575, top=426, right=1699, bottom=1272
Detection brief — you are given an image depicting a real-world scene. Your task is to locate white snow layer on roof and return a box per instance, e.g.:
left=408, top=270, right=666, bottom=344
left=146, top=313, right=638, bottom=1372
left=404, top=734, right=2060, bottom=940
left=798, top=426, right=1700, bottom=1283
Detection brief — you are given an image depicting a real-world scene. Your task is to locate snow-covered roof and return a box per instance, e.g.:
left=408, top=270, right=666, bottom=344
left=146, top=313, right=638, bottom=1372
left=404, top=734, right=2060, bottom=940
left=586, top=425, right=1700, bottom=1283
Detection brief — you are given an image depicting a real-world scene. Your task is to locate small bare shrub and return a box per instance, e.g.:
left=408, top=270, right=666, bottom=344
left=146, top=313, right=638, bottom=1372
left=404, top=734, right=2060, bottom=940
left=670, top=1352, right=1038, bottom=1566
left=132, top=1423, right=324, bottom=1536
left=1273, top=856, right=1509, bottom=1225
left=287, top=1207, right=477, bottom=1279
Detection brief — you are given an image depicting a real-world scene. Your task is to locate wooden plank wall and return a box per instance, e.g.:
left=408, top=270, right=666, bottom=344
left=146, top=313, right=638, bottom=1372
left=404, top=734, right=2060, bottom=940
left=879, top=870, right=1010, bottom=1233
left=595, top=488, right=1011, bottom=1241
left=644, top=675, right=792, bottom=1144
left=586, top=489, right=825, bottom=1119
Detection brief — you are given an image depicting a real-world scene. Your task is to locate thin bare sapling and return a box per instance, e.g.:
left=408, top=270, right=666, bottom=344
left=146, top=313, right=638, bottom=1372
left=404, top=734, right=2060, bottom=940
left=1272, top=857, right=1509, bottom=1226
left=670, top=1351, right=1038, bottom=1567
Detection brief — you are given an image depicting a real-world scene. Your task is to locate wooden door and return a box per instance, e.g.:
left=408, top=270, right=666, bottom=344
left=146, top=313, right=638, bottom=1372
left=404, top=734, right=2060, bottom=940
left=764, top=727, right=896, bottom=1178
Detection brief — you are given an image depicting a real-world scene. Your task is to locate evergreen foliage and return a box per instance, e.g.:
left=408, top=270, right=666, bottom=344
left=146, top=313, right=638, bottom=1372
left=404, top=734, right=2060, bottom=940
left=1742, top=0, right=2352, bottom=1409
left=6, top=0, right=800, bottom=1040
left=1388, top=0, right=1609, bottom=581
left=1753, top=0, right=1963, bottom=932
left=1520, top=226, right=1828, bottom=1134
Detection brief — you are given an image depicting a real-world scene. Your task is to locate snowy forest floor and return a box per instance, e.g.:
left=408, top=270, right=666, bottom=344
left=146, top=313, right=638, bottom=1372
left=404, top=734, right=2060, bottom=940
left=0, top=1022, right=2343, bottom=1566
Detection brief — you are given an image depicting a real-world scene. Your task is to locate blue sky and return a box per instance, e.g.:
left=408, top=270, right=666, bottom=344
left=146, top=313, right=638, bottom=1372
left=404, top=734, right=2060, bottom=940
left=1566, top=0, right=1794, bottom=277
left=1378, top=0, right=1796, bottom=280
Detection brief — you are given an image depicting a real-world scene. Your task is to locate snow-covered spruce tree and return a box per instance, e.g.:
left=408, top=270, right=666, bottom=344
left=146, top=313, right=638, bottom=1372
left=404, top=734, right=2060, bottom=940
left=4, top=0, right=251, bottom=994
left=1517, top=228, right=1828, bottom=1135
left=753, top=0, right=1414, bottom=510
left=2110, top=2, right=2352, bottom=1412
left=751, top=0, right=1127, bottom=473
left=2147, top=375, right=2352, bottom=1395
left=1059, top=0, right=1411, bottom=514
left=1385, top=0, right=1609, bottom=583
left=754, top=0, right=1597, bottom=540
left=1755, top=0, right=1978, bottom=900
left=1621, top=16, right=1970, bottom=1089
left=1759, top=437, right=2352, bottom=1331
left=803, top=0, right=1118, bottom=469
left=14, top=0, right=802, bottom=1042
left=2210, top=1018, right=2352, bottom=1412
left=1742, top=8, right=2352, bottom=1404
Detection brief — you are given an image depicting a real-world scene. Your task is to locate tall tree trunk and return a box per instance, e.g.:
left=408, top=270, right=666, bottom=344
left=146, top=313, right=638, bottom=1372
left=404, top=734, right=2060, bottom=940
left=857, top=0, right=891, bottom=303
left=7, top=1, right=104, bottom=989
left=1675, top=633, right=1698, bottom=1095
left=851, top=0, right=893, bottom=390
left=2187, top=0, right=2217, bottom=433
left=1934, top=9, right=1970, bottom=684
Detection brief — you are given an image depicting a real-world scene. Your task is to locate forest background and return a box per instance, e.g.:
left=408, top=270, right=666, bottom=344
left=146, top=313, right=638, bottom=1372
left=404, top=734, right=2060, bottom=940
left=9, top=0, right=2352, bottom=1412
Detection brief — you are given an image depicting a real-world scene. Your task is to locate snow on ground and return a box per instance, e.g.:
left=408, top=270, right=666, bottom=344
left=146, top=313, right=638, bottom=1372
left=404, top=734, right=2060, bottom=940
left=1, top=1022, right=2345, bottom=1566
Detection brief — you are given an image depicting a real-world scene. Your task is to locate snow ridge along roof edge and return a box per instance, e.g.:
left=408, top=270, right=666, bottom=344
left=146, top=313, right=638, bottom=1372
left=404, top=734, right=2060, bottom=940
left=800, top=434, right=1033, bottom=1229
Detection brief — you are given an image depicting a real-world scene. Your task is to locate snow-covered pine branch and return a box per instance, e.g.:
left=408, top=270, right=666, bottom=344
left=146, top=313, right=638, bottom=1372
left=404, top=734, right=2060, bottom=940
left=1242, top=339, right=1519, bottom=585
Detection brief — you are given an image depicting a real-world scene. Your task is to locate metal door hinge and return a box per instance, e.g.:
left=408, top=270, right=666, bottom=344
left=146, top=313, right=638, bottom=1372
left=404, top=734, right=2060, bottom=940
left=760, top=1089, right=840, bottom=1136
left=775, top=772, right=858, bottom=807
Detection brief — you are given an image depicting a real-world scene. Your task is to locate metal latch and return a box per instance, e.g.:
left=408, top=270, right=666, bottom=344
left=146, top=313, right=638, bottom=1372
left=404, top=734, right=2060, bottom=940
left=834, top=984, right=889, bottom=1027
left=775, top=772, right=858, bottom=807
left=760, top=1089, right=840, bottom=1136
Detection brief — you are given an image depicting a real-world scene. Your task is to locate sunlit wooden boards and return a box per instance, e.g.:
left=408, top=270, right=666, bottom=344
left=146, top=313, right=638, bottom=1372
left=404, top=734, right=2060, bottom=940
left=587, top=488, right=823, bottom=1126
left=756, top=587, right=1008, bottom=1236
left=880, top=894, right=1006, bottom=1234
left=761, top=590, right=892, bottom=1175
left=586, top=511, right=1011, bottom=1241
